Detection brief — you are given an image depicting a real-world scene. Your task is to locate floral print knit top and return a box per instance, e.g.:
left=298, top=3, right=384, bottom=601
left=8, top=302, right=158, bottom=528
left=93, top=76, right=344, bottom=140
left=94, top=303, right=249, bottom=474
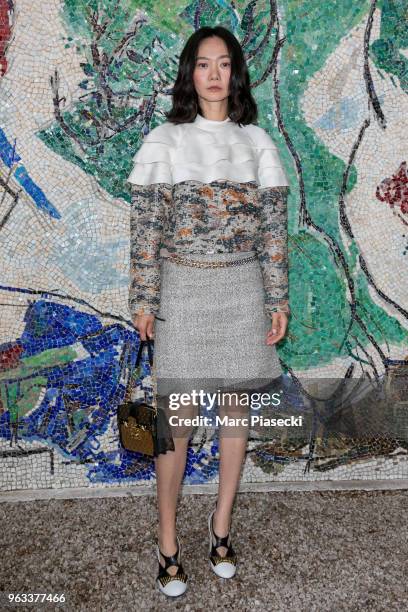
left=126, top=113, right=290, bottom=319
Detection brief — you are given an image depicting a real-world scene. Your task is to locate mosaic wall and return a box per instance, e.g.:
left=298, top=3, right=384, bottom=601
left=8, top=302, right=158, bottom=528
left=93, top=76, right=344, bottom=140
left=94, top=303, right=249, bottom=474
left=1, top=0, right=407, bottom=493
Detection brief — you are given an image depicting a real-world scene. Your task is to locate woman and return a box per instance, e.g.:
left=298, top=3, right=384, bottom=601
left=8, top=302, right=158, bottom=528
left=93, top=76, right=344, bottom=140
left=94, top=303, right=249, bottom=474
left=127, top=26, right=290, bottom=597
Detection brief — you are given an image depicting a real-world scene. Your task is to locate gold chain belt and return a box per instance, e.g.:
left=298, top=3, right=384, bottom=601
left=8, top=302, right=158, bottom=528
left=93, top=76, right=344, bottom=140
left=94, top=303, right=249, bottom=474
left=168, top=253, right=258, bottom=268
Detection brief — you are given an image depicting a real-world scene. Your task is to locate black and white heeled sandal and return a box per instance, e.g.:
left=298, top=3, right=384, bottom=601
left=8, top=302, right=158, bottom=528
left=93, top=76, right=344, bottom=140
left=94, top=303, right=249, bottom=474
left=156, top=535, right=188, bottom=597
left=208, top=506, right=237, bottom=579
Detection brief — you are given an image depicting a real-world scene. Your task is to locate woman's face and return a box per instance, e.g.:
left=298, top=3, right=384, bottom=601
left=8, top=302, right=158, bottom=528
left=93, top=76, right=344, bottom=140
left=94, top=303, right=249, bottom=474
left=192, top=36, right=231, bottom=106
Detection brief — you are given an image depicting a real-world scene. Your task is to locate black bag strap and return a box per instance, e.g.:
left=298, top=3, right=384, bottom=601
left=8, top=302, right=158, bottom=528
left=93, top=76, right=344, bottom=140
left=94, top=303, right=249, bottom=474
left=134, top=339, right=154, bottom=400
left=123, top=339, right=154, bottom=403
left=135, top=338, right=154, bottom=368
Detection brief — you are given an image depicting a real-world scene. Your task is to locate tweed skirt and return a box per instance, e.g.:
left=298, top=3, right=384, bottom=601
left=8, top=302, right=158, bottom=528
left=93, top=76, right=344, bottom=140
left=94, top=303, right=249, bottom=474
left=154, top=250, right=282, bottom=398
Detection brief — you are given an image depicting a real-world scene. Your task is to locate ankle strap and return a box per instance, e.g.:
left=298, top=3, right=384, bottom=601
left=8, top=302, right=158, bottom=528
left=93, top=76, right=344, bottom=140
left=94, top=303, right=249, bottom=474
left=211, top=514, right=230, bottom=549
left=158, top=540, right=180, bottom=569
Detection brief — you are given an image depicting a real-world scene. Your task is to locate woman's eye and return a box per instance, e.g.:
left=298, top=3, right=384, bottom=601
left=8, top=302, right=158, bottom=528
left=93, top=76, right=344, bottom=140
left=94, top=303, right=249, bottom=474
left=196, top=62, right=230, bottom=68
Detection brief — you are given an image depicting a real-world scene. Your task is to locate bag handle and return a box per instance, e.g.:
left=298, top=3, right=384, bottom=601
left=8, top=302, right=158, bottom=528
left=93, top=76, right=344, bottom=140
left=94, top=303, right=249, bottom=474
left=125, top=339, right=155, bottom=405
left=135, top=338, right=154, bottom=368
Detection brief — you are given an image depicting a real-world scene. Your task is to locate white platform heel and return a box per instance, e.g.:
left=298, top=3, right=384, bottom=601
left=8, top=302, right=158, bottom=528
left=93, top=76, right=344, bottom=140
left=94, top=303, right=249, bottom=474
left=208, top=505, right=237, bottom=579
left=156, top=535, right=188, bottom=597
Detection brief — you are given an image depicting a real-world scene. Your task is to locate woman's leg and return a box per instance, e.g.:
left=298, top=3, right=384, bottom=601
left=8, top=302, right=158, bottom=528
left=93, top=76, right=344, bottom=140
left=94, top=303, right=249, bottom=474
left=213, top=391, right=249, bottom=556
left=154, top=394, right=196, bottom=574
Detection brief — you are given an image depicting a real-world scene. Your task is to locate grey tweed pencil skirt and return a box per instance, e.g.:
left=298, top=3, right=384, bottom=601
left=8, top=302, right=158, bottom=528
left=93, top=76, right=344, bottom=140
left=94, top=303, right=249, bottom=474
left=154, top=250, right=283, bottom=398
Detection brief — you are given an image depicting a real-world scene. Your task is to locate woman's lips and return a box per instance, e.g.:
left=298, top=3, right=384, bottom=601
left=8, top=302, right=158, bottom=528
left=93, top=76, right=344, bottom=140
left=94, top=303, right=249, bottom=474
left=208, top=86, right=221, bottom=90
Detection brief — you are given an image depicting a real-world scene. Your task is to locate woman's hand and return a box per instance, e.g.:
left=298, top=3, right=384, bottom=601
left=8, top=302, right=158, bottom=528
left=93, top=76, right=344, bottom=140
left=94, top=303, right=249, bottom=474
left=266, top=312, right=288, bottom=345
left=132, top=313, right=155, bottom=341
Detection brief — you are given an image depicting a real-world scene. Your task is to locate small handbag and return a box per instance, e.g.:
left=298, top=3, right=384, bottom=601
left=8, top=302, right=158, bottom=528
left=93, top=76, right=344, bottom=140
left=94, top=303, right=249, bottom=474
left=117, top=339, right=174, bottom=457
left=117, top=338, right=157, bottom=456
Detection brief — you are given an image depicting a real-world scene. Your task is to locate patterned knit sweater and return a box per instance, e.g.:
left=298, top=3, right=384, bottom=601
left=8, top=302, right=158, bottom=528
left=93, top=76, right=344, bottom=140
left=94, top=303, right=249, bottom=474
left=126, top=113, right=290, bottom=319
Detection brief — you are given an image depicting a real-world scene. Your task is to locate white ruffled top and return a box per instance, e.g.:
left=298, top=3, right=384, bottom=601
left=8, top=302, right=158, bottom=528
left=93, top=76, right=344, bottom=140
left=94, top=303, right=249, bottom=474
left=126, top=113, right=289, bottom=188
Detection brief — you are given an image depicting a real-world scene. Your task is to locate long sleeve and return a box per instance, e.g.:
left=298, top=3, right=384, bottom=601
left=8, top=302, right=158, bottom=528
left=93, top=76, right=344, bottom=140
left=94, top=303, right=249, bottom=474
left=129, top=183, right=170, bottom=317
left=256, top=186, right=290, bottom=317
left=252, top=125, right=290, bottom=317
left=126, top=123, right=175, bottom=317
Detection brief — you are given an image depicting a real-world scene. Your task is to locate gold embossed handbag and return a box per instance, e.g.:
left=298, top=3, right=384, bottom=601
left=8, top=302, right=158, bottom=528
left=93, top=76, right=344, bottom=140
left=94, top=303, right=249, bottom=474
left=117, top=339, right=157, bottom=456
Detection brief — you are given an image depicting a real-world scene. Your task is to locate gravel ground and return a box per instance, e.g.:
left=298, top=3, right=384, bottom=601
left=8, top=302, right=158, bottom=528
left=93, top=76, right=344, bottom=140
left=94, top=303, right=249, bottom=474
left=1, top=489, right=407, bottom=611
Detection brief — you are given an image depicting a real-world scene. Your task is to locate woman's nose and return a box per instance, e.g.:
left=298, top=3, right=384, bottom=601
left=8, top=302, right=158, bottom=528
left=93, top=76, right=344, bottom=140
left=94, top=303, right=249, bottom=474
left=209, top=66, right=221, bottom=80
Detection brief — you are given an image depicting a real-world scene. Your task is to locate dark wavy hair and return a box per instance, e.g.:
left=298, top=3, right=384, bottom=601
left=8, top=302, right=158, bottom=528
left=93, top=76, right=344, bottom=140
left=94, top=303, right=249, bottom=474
left=165, top=26, right=258, bottom=126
